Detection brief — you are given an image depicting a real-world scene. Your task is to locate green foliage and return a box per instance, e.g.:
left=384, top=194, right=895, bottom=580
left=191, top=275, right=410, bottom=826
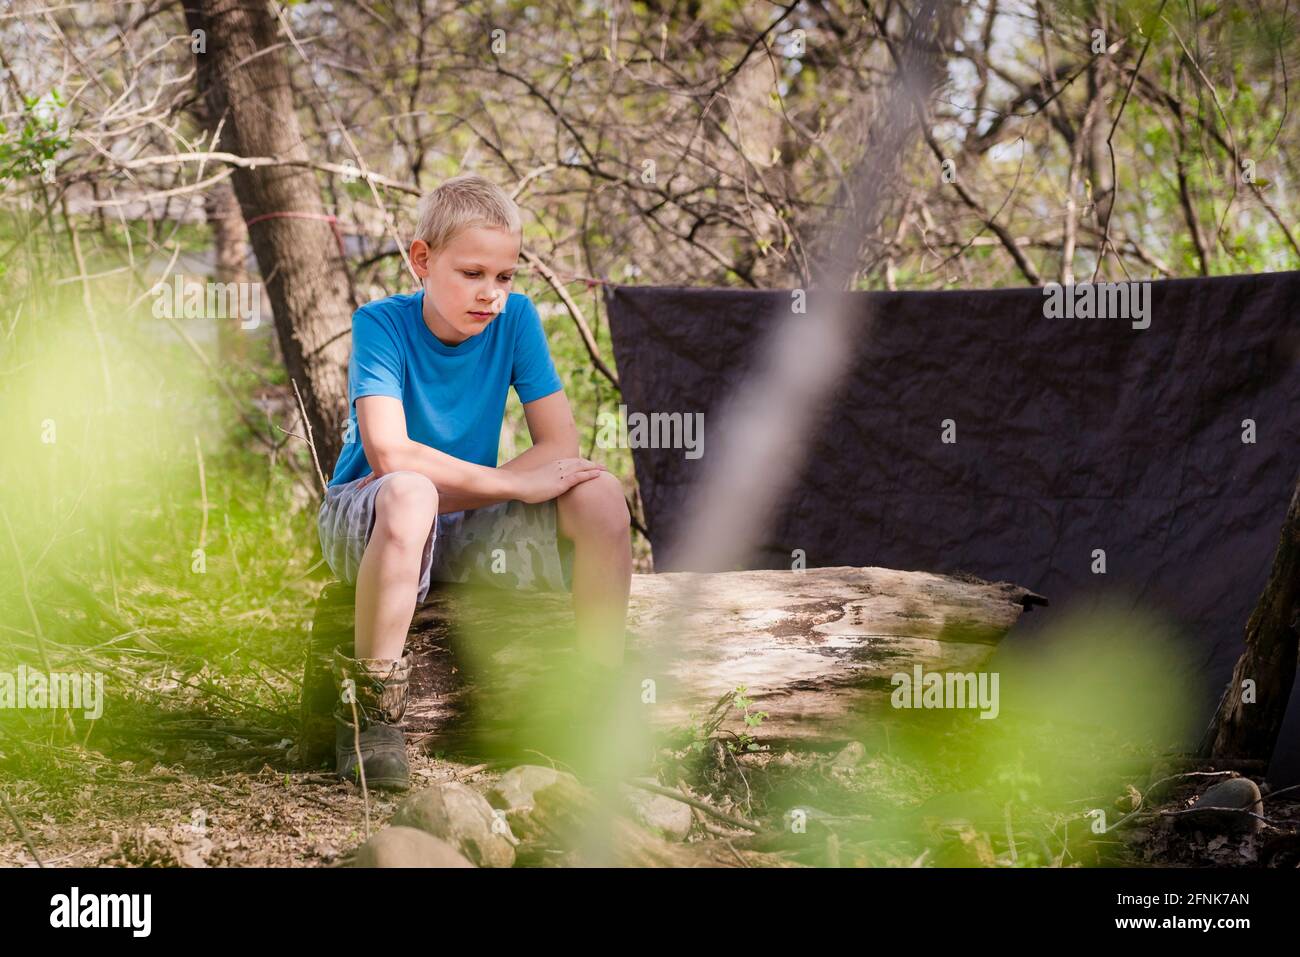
left=729, top=685, right=769, bottom=753
left=0, top=246, right=326, bottom=757
left=674, top=684, right=769, bottom=756
left=0, top=90, right=70, bottom=183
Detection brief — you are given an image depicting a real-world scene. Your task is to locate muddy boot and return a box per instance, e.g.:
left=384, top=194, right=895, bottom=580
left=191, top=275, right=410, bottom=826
left=332, top=649, right=413, bottom=792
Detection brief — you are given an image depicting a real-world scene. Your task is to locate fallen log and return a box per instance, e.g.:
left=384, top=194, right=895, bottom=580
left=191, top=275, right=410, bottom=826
left=300, top=566, right=1044, bottom=766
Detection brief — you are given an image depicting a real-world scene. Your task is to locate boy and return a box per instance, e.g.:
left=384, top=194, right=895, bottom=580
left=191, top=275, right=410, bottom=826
left=317, top=174, right=632, bottom=790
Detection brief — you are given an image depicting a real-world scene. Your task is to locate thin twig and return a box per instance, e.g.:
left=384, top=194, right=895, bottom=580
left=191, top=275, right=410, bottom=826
left=111, top=150, right=417, bottom=195
left=290, top=377, right=328, bottom=497
left=723, top=838, right=750, bottom=868
left=348, top=693, right=371, bottom=838
left=1263, top=783, right=1300, bottom=803
left=521, top=249, right=619, bottom=390
left=1157, top=806, right=1278, bottom=827
left=629, top=780, right=762, bottom=832
left=194, top=434, right=209, bottom=551
left=1092, top=0, right=1170, bottom=280
left=1104, top=770, right=1237, bottom=833
left=0, top=506, right=52, bottom=674
left=0, top=790, right=44, bottom=868
left=59, top=194, right=114, bottom=403
left=269, top=1, right=413, bottom=280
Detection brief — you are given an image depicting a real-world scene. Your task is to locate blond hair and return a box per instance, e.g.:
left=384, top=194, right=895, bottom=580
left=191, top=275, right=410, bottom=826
left=412, top=174, right=522, bottom=256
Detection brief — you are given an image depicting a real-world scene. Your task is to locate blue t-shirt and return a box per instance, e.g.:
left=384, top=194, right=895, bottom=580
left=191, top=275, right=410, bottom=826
left=326, top=289, right=564, bottom=487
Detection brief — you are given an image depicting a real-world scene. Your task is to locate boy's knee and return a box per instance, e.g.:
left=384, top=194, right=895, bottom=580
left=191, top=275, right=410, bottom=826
left=560, top=472, right=629, bottom=538
left=374, top=472, right=438, bottom=536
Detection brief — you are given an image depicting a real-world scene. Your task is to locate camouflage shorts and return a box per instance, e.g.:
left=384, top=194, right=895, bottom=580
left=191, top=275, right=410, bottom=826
left=318, top=470, right=575, bottom=604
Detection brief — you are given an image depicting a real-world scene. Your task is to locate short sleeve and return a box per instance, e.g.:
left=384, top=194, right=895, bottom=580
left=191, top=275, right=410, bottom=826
left=349, top=306, right=404, bottom=406
left=510, top=295, right=564, bottom=404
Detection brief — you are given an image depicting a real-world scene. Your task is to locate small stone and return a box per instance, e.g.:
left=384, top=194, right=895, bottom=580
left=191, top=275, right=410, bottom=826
left=620, top=782, right=694, bottom=842
left=350, top=826, right=475, bottom=868
left=487, top=765, right=579, bottom=813
left=392, top=782, right=516, bottom=867
left=831, top=742, right=866, bottom=768
left=1181, top=777, right=1263, bottom=836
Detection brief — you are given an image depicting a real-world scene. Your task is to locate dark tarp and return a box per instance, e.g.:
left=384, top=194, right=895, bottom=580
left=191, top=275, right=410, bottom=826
left=603, top=272, right=1300, bottom=783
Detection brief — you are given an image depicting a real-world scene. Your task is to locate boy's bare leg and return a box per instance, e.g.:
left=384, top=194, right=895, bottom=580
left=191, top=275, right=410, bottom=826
left=555, top=471, right=633, bottom=669
left=354, top=472, right=439, bottom=660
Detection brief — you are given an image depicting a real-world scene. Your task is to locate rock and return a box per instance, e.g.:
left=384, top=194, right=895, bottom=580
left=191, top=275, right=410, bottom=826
left=620, top=782, right=694, bottom=842
left=350, top=827, right=475, bottom=868
left=487, top=765, right=579, bottom=813
left=831, top=741, right=866, bottom=768
left=391, top=782, right=516, bottom=867
left=1180, top=777, right=1263, bottom=836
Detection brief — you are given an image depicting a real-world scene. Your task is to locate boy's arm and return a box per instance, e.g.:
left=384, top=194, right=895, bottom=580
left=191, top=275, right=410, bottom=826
left=357, top=395, right=516, bottom=504
left=499, top=390, right=581, bottom=472
left=356, top=394, right=603, bottom=512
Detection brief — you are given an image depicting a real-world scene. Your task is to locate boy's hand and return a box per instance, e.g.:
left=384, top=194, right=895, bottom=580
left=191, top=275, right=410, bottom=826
left=511, top=457, right=607, bottom=504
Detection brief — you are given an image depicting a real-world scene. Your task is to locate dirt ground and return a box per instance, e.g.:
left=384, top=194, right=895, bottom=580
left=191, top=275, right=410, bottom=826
left=4, top=723, right=1298, bottom=868
left=0, top=743, right=504, bottom=867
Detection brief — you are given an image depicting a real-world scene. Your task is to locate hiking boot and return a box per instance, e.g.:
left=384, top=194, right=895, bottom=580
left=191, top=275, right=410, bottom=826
left=332, top=649, right=413, bottom=791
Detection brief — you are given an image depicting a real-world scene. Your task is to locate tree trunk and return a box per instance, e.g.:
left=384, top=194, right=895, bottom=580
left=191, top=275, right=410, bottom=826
left=1208, top=473, right=1300, bottom=762
left=187, top=0, right=353, bottom=476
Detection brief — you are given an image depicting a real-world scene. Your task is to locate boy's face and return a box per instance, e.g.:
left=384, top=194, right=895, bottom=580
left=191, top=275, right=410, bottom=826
left=412, top=225, right=520, bottom=346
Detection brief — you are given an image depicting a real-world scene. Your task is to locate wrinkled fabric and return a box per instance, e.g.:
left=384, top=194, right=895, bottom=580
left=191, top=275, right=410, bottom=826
left=604, top=272, right=1300, bottom=782
left=428, top=495, right=574, bottom=593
